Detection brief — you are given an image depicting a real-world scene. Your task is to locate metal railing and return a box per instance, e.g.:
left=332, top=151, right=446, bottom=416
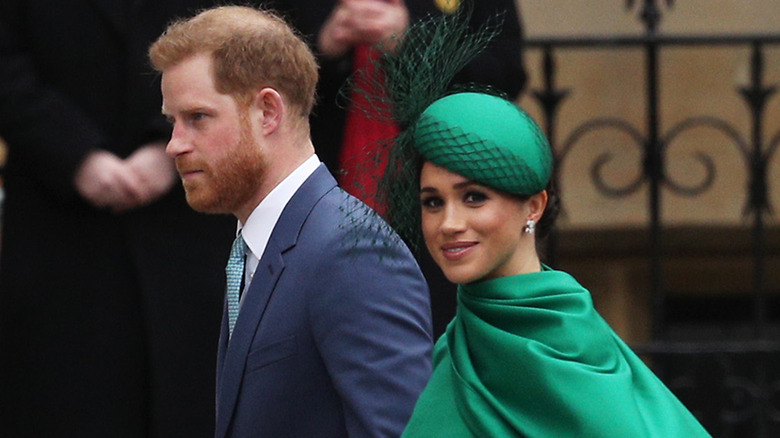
left=527, top=1, right=780, bottom=436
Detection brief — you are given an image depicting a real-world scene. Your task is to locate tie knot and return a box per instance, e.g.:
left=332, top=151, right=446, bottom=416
left=230, top=234, right=248, bottom=259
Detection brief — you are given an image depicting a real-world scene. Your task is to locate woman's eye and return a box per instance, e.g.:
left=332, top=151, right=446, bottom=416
left=464, top=191, right=488, bottom=204
left=420, top=196, right=443, bottom=209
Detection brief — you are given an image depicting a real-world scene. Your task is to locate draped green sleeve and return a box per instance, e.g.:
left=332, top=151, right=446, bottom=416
left=402, top=268, right=711, bottom=437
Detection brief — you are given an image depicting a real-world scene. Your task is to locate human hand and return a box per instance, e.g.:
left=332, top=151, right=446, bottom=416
left=319, top=2, right=354, bottom=58
left=74, top=150, right=147, bottom=212
left=344, top=0, right=409, bottom=50
left=318, top=0, right=409, bottom=58
left=124, top=142, right=177, bottom=207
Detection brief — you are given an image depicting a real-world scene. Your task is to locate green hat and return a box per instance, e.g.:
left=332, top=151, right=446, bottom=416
left=414, top=92, right=552, bottom=196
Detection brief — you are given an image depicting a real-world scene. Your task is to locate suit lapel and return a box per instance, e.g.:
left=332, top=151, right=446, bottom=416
left=215, top=246, right=285, bottom=438
left=214, top=165, right=337, bottom=438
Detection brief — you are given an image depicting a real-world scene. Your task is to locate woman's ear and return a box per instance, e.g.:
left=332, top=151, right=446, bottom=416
left=252, top=88, right=285, bottom=135
left=527, top=190, right=548, bottom=222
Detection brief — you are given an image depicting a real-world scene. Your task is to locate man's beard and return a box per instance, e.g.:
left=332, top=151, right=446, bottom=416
left=183, top=121, right=266, bottom=215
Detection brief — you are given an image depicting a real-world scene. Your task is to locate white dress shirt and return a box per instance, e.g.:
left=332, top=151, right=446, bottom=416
left=237, top=154, right=321, bottom=305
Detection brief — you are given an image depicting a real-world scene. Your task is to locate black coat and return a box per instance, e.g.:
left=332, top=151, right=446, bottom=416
left=0, top=1, right=234, bottom=437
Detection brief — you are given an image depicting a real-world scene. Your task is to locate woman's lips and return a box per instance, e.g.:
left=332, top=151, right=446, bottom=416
left=440, top=241, right=476, bottom=261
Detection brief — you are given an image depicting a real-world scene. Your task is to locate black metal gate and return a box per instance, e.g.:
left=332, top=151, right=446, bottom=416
left=528, top=1, right=780, bottom=436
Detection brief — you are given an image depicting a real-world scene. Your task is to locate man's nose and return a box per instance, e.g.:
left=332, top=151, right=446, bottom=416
left=165, top=125, right=191, bottom=157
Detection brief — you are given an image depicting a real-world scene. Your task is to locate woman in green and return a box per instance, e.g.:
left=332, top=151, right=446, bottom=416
left=363, top=9, right=713, bottom=438
left=394, top=92, right=712, bottom=437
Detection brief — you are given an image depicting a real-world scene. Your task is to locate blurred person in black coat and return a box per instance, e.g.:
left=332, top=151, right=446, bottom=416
left=0, top=1, right=234, bottom=437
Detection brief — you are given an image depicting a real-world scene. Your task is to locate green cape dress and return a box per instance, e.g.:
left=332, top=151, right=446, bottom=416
left=402, top=267, right=711, bottom=437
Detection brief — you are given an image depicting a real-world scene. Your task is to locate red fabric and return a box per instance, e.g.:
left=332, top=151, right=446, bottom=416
left=338, top=45, right=399, bottom=213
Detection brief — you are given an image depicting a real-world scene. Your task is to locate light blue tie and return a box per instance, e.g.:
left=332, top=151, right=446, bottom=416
left=226, top=233, right=248, bottom=337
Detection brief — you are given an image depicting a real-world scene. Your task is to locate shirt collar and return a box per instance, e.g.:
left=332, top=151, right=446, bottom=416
left=237, top=154, right=321, bottom=261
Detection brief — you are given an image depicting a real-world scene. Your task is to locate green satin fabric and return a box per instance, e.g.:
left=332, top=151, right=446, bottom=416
left=402, top=268, right=711, bottom=437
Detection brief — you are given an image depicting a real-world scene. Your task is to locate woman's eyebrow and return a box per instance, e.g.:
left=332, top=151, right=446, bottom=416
left=453, top=180, right=483, bottom=190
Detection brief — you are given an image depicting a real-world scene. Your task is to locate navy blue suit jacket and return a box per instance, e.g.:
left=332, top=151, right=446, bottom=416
left=216, top=165, right=433, bottom=438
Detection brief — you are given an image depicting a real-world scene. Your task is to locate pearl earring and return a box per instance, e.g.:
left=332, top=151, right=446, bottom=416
left=523, top=219, right=536, bottom=235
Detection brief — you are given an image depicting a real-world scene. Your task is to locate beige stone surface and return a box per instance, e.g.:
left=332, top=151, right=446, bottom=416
left=521, top=0, right=780, bottom=36
left=516, top=1, right=780, bottom=229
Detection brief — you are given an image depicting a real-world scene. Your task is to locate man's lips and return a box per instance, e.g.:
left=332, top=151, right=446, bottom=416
left=176, top=165, right=204, bottom=180
left=179, top=170, right=201, bottom=180
left=440, top=241, right=477, bottom=260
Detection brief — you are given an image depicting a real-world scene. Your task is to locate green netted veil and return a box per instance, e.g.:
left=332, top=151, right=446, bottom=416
left=344, top=5, right=552, bottom=252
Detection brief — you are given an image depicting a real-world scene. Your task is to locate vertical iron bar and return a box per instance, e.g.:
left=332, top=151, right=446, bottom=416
left=543, top=46, right=558, bottom=267
left=738, top=39, right=774, bottom=438
left=748, top=41, right=768, bottom=438
left=746, top=42, right=768, bottom=340
left=646, top=37, right=666, bottom=342
left=533, top=46, right=568, bottom=267
left=634, top=0, right=667, bottom=343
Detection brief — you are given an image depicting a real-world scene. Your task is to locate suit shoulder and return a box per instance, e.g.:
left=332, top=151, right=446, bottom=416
left=300, top=187, right=414, bottom=260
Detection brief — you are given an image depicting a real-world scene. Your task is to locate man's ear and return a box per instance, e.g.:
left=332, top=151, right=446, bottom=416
left=252, top=88, right=284, bottom=135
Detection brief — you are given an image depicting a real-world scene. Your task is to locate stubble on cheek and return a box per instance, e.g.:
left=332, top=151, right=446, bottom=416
left=188, top=145, right=265, bottom=215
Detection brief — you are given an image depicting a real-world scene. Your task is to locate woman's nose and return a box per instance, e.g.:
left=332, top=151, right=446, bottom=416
left=439, top=205, right=466, bottom=234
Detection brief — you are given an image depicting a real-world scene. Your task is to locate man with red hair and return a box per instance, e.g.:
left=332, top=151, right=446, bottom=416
left=150, top=6, right=433, bottom=438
